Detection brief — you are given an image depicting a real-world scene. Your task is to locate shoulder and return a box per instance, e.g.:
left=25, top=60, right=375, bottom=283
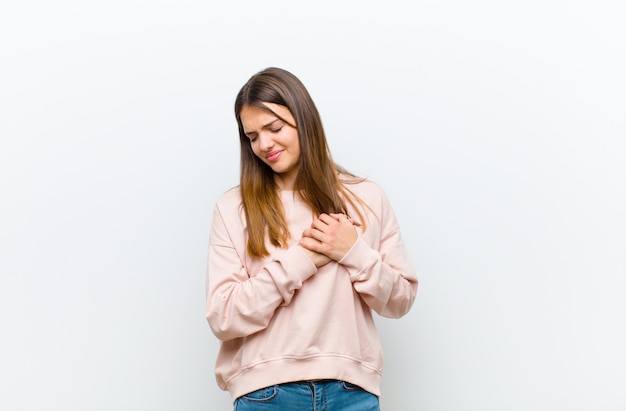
left=213, top=186, right=245, bottom=221
left=215, top=186, right=242, bottom=208
left=210, top=186, right=246, bottom=231
left=340, top=175, right=387, bottom=202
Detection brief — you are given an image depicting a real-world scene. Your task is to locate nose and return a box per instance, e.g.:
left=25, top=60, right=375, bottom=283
left=258, top=132, right=274, bottom=152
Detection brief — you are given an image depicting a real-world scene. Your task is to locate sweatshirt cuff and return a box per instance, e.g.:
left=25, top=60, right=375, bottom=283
left=273, top=244, right=318, bottom=286
left=338, top=236, right=377, bottom=280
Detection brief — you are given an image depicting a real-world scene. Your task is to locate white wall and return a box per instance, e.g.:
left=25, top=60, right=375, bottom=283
left=1, top=1, right=624, bottom=410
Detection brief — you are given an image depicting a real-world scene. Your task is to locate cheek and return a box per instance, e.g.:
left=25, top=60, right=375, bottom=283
left=293, top=138, right=301, bottom=157
left=288, top=132, right=300, bottom=153
left=250, top=143, right=263, bottom=159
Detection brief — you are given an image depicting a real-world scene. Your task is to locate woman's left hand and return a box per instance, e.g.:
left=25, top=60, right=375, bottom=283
left=299, top=213, right=358, bottom=262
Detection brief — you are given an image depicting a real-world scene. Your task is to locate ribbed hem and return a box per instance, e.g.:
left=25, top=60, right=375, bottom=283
left=225, top=354, right=382, bottom=402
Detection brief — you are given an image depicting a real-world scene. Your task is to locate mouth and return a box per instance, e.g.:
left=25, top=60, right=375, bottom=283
left=266, top=150, right=283, bottom=162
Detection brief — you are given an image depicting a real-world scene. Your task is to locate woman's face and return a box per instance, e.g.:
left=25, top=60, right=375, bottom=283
left=240, top=102, right=301, bottom=190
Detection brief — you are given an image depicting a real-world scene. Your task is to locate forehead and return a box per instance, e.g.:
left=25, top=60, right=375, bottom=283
left=240, top=103, right=295, bottom=130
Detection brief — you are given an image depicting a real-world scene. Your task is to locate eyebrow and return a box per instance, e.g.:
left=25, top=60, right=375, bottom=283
left=244, top=119, right=280, bottom=136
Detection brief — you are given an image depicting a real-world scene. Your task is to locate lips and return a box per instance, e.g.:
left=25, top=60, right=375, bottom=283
left=266, top=150, right=283, bottom=162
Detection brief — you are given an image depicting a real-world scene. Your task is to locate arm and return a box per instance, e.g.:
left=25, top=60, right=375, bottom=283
left=300, top=193, right=418, bottom=318
left=206, top=203, right=318, bottom=341
left=338, top=224, right=417, bottom=318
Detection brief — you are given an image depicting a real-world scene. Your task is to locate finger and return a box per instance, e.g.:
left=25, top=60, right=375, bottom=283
left=301, top=228, right=324, bottom=243
left=311, top=218, right=329, bottom=231
left=328, top=213, right=355, bottom=225
left=309, top=228, right=327, bottom=242
left=299, top=236, right=323, bottom=252
left=317, top=213, right=336, bottom=225
left=333, top=213, right=360, bottom=227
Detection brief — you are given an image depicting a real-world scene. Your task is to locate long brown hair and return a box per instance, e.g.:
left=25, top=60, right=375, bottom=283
left=235, top=67, right=366, bottom=257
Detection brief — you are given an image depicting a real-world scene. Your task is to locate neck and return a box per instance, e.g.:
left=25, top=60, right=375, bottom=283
left=274, top=171, right=297, bottom=191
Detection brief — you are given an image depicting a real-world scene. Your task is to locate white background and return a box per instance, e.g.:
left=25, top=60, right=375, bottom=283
left=1, top=1, right=624, bottom=410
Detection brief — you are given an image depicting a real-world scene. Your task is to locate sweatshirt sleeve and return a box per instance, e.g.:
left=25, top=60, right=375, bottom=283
left=338, top=188, right=418, bottom=318
left=206, top=201, right=317, bottom=341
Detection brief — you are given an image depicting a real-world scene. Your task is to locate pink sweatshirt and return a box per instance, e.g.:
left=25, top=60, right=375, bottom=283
left=206, top=179, right=418, bottom=402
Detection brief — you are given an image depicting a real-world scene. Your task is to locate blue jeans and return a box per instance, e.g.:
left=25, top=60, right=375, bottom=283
left=234, top=380, right=380, bottom=411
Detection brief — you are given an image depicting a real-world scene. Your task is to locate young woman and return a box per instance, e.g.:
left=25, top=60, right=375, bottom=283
left=206, top=67, right=418, bottom=410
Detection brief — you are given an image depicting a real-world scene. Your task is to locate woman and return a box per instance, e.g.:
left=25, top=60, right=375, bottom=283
left=206, top=67, right=418, bottom=410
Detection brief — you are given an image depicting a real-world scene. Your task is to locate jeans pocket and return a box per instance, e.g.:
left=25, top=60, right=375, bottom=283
left=239, top=385, right=279, bottom=402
